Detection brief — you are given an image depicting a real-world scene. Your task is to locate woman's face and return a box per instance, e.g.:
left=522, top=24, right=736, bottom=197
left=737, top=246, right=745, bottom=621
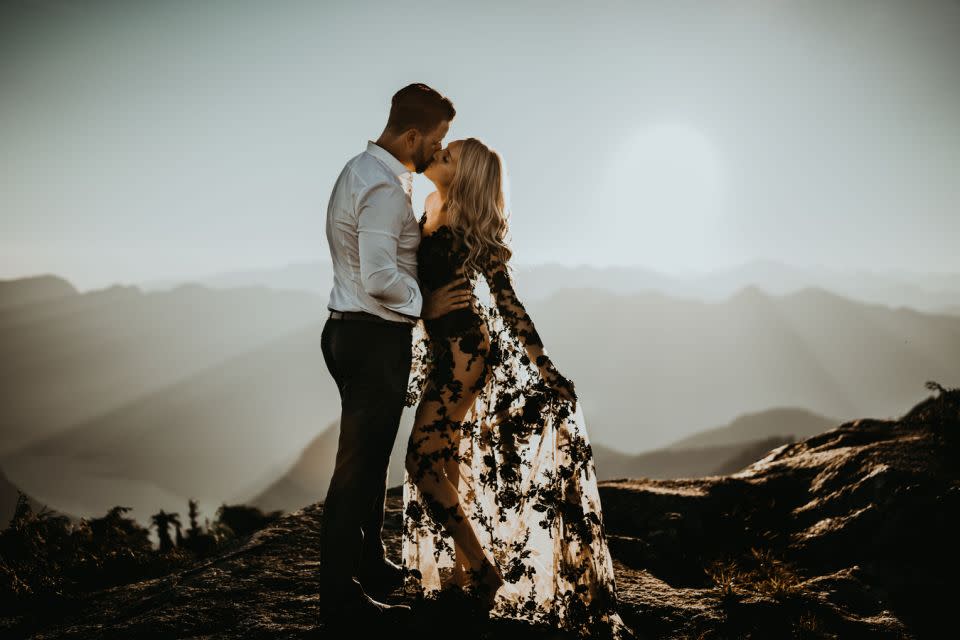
left=424, top=139, right=463, bottom=190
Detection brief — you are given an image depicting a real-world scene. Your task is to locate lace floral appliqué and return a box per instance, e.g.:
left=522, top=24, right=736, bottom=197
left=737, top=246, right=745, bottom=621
left=401, top=214, right=632, bottom=639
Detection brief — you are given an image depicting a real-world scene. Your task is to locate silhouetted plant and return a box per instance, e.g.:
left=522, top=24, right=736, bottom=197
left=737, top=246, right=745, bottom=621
left=213, top=503, right=283, bottom=539
left=917, top=381, right=959, bottom=453
left=0, top=495, right=183, bottom=615
left=69, top=505, right=158, bottom=589
left=150, top=509, right=181, bottom=553
left=0, top=484, right=290, bottom=636
left=87, top=505, right=151, bottom=548
left=168, top=499, right=218, bottom=555
left=0, top=494, right=78, bottom=608
left=187, top=498, right=203, bottom=537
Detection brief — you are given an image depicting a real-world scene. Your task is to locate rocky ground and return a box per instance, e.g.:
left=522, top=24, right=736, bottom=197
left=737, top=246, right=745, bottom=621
left=6, top=383, right=958, bottom=639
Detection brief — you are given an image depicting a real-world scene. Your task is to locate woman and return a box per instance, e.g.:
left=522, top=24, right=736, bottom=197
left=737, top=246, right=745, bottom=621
left=402, top=138, right=632, bottom=639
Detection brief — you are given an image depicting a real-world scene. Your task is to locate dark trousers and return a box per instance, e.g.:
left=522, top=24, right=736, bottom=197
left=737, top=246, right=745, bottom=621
left=318, top=314, right=413, bottom=591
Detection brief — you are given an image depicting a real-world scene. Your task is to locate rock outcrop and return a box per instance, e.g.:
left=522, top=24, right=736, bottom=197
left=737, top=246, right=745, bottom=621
left=606, top=381, right=958, bottom=639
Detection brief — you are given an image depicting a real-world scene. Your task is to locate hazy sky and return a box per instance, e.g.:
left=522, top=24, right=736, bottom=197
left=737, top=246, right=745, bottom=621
left=2, top=0, right=959, bottom=291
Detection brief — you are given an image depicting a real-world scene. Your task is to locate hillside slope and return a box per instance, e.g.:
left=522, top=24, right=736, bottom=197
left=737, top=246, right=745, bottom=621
left=11, top=383, right=957, bottom=639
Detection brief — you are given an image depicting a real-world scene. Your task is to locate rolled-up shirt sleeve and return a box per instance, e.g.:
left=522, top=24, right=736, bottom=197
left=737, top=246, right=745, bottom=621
left=356, top=181, right=422, bottom=315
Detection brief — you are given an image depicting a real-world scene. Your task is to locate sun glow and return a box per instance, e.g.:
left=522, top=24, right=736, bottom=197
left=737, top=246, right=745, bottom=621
left=598, top=122, right=729, bottom=274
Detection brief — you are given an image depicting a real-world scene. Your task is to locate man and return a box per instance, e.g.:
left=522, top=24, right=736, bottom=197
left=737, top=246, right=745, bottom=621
left=317, top=83, right=471, bottom=624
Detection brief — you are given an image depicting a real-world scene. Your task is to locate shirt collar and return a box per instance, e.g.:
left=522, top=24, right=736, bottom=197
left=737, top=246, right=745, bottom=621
left=366, top=140, right=410, bottom=178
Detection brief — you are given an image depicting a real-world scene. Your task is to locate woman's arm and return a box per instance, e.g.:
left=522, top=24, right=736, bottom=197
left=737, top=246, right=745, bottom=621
left=483, top=256, right=577, bottom=404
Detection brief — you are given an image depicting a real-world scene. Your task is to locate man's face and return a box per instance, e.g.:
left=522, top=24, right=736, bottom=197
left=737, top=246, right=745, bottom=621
left=412, top=120, right=450, bottom=174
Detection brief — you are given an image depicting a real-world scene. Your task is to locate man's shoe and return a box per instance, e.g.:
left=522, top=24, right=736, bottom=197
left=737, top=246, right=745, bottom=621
left=319, top=581, right=411, bottom=628
left=358, top=558, right=407, bottom=600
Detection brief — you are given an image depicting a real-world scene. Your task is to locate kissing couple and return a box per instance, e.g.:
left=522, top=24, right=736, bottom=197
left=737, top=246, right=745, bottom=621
left=317, top=83, right=632, bottom=639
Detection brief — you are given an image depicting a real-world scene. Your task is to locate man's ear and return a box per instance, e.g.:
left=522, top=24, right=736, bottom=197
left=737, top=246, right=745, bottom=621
left=402, top=128, right=420, bottom=149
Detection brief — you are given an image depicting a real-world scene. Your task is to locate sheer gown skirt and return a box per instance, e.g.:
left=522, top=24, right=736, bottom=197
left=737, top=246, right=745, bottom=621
left=402, top=302, right=630, bottom=637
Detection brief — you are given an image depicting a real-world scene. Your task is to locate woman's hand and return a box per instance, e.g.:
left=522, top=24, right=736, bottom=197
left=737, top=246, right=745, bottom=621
left=548, top=372, right=578, bottom=407
left=537, top=357, right=578, bottom=407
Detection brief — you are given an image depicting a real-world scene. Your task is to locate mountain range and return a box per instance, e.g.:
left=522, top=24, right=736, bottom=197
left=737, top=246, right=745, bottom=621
left=2, top=271, right=958, bottom=528
left=136, top=258, right=960, bottom=314
left=0, top=276, right=329, bottom=456
left=525, top=284, right=960, bottom=450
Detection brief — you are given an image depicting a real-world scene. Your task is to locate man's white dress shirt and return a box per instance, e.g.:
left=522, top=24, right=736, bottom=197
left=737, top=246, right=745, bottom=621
left=325, top=141, right=423, bottom=324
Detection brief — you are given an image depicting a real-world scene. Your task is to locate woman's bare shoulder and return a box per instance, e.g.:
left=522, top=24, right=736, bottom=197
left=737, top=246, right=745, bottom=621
left=424, top=190, right=441, bottom=211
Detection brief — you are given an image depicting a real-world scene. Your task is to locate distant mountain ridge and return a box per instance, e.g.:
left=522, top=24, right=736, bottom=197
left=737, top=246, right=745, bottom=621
left=526, top=284, right=960, bottom=451
left=0, top=280, right=329, bottom=456
left=590, top=407, right=835, bottom=481
left=247, top=423, right=341, bottom=514
left=6, top=320, right=342, bottom=516
left=0, top=274, right=77, bottom=310
left=592, top=437, right=789, bottom=481
left=664, top=407, right=837, bottom=449
left=135, top=258, right=960, bottom=313
left=2, top=272, right=959, bottom=526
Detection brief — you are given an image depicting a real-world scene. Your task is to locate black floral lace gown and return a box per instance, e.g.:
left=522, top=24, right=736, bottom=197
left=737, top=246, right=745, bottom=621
left=402, top=212, right=632, bottom=639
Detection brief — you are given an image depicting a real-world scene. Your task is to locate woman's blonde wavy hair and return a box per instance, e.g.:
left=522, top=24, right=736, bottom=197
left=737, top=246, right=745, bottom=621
left=443, top=137, right=513, bottom=278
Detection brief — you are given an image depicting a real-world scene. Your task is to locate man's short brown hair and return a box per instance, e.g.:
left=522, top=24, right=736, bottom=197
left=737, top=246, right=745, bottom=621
left=385, top=83, right=456, bottom=135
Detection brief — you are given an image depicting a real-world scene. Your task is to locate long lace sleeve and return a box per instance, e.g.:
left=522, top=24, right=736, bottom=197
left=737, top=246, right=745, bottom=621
left=482, top=256, right=577, bottom=403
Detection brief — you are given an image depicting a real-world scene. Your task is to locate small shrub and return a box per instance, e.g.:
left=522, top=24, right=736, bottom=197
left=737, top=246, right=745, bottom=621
left=747, top=547, right=802, bottom=599
left=704, top=559, right=741, bottom=600
left=705, top=547, right=803, bottom=602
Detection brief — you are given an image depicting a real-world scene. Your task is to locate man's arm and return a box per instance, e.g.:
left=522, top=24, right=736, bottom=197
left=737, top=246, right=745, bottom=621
left=357, top=181, right=422, bottom=316
left=421, top=267, right=472, bottom=319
